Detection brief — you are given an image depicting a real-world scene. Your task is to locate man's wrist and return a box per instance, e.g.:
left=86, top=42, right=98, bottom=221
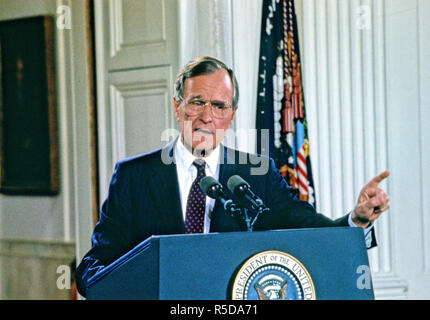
left=350, top=211, right=371, bottom=228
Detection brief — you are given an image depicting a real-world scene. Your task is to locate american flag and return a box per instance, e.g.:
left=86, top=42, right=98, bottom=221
left=256, top=0, right=316, bottom=206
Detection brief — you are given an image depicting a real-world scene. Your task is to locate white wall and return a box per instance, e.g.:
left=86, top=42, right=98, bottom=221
left=0, top=0, right=67, bottom=242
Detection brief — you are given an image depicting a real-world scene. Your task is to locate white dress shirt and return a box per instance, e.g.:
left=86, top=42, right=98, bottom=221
left=174, top=137, right=220, bottom=234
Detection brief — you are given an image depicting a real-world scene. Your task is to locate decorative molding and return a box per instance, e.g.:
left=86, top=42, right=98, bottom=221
left=417, top=0, right=430, bottom=275
left=0, top=238, right=75, bottom=299
left=109, top=69, right=171, bottom=163
left=85, top=0, right=101, bottom=226
left=0, top=238, right=75, bottom=260
left=109, top=0, right=123, bottom=57
left=372, top=275, right=408, bottom=300
left=56, top=0, right=75, bottom=242
left=109, top=85, right=125, bottom=163
left=108, top=0, right=168, bottom=66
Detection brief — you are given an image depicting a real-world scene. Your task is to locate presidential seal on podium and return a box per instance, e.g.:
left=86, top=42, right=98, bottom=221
left=231, top=250, right=315, bottom=300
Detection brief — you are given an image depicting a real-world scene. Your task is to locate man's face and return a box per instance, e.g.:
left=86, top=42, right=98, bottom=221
left=173, top=69, right=237, bottom=156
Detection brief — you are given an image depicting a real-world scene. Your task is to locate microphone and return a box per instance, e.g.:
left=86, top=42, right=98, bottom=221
left=227, top=175, right=266, bottom=211
left=200, top=176, right=238, bottom=215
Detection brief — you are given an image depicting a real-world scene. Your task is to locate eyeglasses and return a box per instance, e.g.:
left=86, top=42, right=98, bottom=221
left=182, top=97, right=233, bottom=119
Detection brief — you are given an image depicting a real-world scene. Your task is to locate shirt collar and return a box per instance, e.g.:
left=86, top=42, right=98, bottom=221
left=174, top=136, right=220, bottom=176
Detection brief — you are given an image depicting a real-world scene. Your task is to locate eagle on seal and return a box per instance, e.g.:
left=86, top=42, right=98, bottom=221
left=255, top=281, right=289, bottom=300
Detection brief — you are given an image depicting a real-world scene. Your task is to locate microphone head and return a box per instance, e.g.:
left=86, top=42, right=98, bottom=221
left=199, top=176, right=220, bottom=198
left=227, top=175, right=249, bottom=196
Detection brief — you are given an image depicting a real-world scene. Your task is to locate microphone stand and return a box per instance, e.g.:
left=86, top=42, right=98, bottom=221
left=218, top=191, right=269, bottom=232
left=250, top=207, right=270, bottom=231
left=239, top=206, right=270, bottom=232
left=240, top=207, right=252, bottom=232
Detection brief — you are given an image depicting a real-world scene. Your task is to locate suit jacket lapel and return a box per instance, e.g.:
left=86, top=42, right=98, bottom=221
left=149, top=139, right=184, bottom=234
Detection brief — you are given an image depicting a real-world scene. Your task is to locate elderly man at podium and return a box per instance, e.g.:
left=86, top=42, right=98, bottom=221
left=75, top=56, right=390, bottom=297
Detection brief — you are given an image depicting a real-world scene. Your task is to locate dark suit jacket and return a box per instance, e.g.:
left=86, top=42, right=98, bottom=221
left=75, top=140, right=375, bottom=297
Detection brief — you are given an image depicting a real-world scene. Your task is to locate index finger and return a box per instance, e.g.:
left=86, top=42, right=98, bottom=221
left=368, top=170, right=390, bottom=187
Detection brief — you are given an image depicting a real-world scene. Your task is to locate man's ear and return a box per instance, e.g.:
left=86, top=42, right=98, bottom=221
left=231, top=105, right=238, bottom=124
left=173, top=97, right=180, bottom=121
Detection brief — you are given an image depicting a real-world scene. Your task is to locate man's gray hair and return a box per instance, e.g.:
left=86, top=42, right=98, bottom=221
left=174, top=56, right=239, bottom=108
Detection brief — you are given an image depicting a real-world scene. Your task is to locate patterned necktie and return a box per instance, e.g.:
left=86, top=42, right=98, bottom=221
left=184, top=159, right=206, bottom=234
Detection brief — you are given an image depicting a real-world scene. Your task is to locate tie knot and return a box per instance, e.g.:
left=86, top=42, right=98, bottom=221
left=193, top=159, right=206, bottom=175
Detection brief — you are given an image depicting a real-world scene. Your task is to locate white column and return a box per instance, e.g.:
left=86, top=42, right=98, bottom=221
left=231, top=0, right=263, bottom=153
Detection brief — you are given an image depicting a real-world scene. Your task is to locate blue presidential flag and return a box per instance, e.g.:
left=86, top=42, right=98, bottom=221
left=256, top=0, right=316, bottom=206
